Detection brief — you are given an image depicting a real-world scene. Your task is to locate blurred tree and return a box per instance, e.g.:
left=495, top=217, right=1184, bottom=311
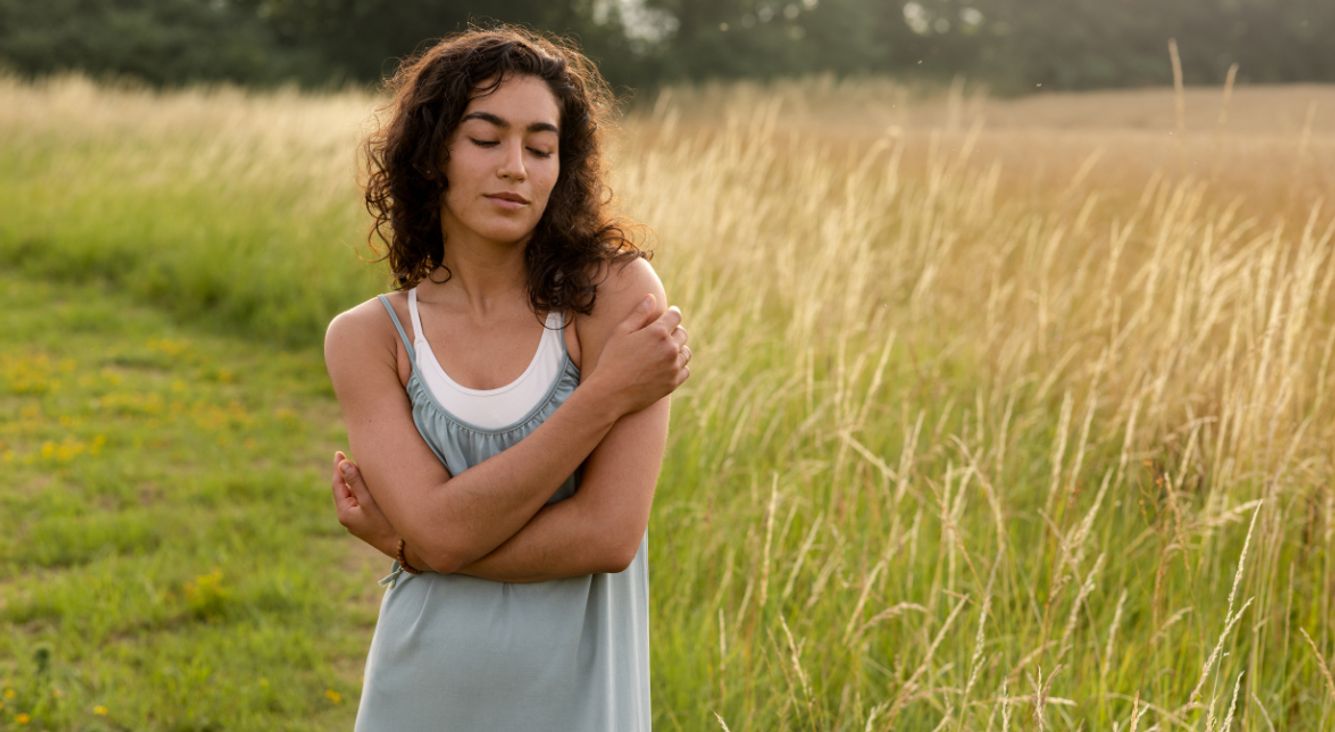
left=0, top=0, right=1330, bottom=91
left=1214, top=0, right=1335, bottom=81
left=0, top=0, right=646, bottom=89
left=965, top=0, right=1335, bottom=91
left=0, top=0, right=320, bottom=85
left=225, top=0, right=650, bottom=89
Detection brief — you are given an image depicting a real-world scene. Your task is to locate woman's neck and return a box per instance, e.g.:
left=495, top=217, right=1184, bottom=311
left=427, top=232, right=530, bottom=319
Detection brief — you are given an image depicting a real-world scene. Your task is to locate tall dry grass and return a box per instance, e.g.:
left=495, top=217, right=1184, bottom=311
left=2, top=72, right=1333, bottom=729
left=620, top=76, right=1335, bottom=729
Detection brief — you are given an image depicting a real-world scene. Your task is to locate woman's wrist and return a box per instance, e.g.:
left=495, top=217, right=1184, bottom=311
left=374, top=532, right=399, bottom=560
left=574, top=374, right=628, bottom=426
left=383, top=534, right=431, bottom=573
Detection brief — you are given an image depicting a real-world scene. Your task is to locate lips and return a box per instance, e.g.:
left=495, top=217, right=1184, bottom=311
left=485, top=192, right=530, bottom=205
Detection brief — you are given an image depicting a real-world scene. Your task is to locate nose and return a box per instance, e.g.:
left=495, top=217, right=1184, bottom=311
left=497, top=141, right=527, bottom=182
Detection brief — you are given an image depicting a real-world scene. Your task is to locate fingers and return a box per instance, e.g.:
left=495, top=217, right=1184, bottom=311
left=675, top=344, right=692, bottom=369
left=670, top=324, right=688, bottom=348
left=336, top=456, right=379, bottom=510
left=655, top=305, right=682, bottom=332
left=331, top=451, right=355, bottom=515
left=621, top=295, right=684, bottom=337
left=623, top=293, right=659, bottom=332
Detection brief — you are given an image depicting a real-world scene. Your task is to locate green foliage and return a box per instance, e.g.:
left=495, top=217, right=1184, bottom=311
left=0, top=0, right=649, bottom=89
left=0, top=0, right=324, bottom=86
left=963, top=0, right=1335, bottom=92
left=1, top=0, right=1332, bottom=92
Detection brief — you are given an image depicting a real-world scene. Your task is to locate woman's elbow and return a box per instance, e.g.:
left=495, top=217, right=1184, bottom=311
left=422, top=553, right=464, bottom=575
left=599, top=532, right=644, bottom=574
left=417, top=536, right=473, bottom=575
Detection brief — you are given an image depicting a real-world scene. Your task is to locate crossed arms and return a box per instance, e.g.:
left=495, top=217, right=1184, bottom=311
left=322, top=258, right=685, bottom=582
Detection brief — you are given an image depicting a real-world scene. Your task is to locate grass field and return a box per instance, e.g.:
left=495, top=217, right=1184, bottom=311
left=0, top=273, right=370, bottom=728
left=2, top=73, right=1334, bottom=730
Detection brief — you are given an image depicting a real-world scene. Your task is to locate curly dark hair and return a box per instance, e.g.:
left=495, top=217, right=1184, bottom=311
left=361, top=25, right=647, bottom=320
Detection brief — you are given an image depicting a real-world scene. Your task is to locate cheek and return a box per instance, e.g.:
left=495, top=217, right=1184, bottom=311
left=535, top=164, right=561, bottom=205
left=443, top=144, right=486, bottom=184
left=441, top=176, right=467, bottom=209
left=440, top=155, right=481, bottom=209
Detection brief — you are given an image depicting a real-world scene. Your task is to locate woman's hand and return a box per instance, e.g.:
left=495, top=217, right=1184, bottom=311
left=330, top=450, right=397, bottom=558
left=585, top=294, right=691, bottom=416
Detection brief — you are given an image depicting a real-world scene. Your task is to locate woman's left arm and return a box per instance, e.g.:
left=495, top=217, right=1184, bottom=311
left=454, top=388, right=669, bottom=582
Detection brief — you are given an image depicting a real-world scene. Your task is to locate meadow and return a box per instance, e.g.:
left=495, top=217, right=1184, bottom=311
left=1, top=72, right=1333, bottom=729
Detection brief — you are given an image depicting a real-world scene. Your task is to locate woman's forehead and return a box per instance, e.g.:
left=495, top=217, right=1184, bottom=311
left=464, top=74, right=560, bottom=129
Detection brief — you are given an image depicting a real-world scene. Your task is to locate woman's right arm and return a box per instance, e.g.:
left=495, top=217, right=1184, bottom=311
left=323, top=292, right=681, bottom=574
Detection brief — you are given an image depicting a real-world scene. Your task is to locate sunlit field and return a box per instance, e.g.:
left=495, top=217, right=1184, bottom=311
left=2, top=73, right=1333, bottom=729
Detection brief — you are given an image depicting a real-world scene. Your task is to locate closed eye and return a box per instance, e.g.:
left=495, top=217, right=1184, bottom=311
left=471, top=138, right=552, bottom=158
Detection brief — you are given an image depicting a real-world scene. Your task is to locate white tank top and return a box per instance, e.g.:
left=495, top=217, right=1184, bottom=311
left=408, top=287, right=568, bottom=430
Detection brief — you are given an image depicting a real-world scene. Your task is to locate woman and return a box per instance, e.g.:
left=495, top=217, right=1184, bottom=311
left=322, top=27, right=690, bottom=731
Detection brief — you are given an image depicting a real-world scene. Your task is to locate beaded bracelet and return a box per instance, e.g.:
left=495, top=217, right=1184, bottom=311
left=396, top=538, right=423, bottom=574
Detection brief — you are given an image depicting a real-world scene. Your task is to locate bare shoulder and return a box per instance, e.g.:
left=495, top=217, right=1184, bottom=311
left=323, top=294, right=401, bottom=381
left=598, top=256, right=664, bottom=303
left=585, top=256, right=667, bottom=325
left=575, top=256, right=668, bottom=376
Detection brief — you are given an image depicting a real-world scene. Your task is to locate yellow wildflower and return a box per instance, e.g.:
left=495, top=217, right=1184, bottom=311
left=324, top=688, right=343, bottom=704
left=3, top=687, right=15, bottom=698
left=16, top=712, right=31, bottom=724
left=147, top=337, right=189, bottom=357
left=94, top=705, right=109, bottom=716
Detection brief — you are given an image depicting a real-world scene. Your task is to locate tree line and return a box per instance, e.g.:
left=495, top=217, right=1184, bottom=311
left=2, top=0, right=1331, bottom=94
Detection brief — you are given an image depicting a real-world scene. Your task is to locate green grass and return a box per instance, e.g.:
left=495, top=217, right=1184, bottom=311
left=0, top=141, right=375, bottom=350
left=0, top=272, right=374, bottom=730
left=0, top=79, right=383, bottom=350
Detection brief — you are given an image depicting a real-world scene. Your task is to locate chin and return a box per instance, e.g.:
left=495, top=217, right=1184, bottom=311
left=480, top=225, right=535, bottom=244
left=470, top=216, right=540, bottom=244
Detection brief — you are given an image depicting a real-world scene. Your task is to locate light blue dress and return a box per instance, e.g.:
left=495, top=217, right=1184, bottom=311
left=354, top=295, right=651, bottom=731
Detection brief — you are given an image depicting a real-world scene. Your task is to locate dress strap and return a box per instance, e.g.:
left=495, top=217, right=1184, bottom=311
left=376, top=294, right=416, bottom=361
left=408, top=287, right=427, bottom=349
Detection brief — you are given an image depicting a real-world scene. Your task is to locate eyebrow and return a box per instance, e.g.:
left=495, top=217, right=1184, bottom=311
left=461, top=111, right=559, bottom=135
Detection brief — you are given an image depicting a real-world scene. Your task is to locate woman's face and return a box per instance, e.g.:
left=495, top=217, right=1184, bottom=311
left=440, top=74, right=561, bottom=246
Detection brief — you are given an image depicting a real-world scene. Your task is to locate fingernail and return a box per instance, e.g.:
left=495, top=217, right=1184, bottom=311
left=340, top=463, right=353, bottom=478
